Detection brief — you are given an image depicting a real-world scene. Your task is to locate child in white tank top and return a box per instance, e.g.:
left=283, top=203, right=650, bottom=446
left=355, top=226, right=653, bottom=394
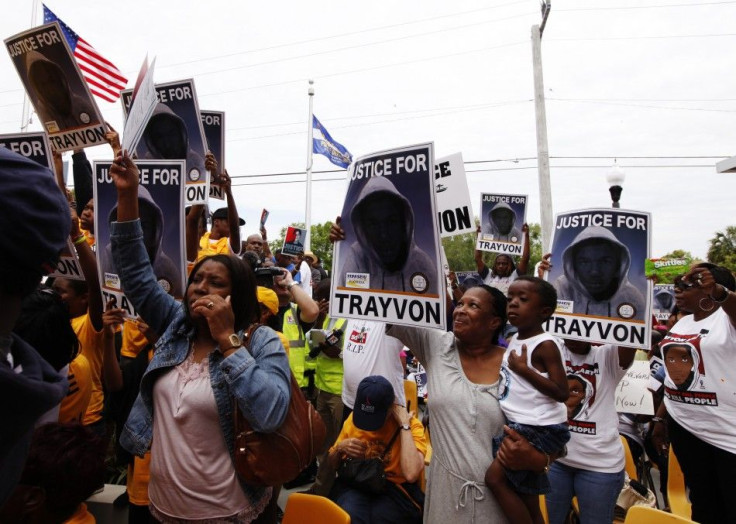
left=485, top=276, right=570, bottom=524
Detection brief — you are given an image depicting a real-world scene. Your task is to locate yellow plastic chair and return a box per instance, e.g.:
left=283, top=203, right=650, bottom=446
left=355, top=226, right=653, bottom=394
left=620, top=435, right=638, bottom=480
left=539, top=495, right=549, bottom=523
left=667, top=451, right=692, bottom=519
left=404, top=379, right=418, bottom=413
left=282, top=493, right=351, bottom=524
left=623, top=505, right=695, bottom=523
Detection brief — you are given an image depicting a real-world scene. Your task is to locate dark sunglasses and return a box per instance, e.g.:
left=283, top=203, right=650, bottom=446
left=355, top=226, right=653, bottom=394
left=673, top=278, right=696, bottom=291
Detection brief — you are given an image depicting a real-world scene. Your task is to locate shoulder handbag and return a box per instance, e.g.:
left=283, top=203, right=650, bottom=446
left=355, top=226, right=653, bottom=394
left=337, top=425, right=403, bottom=495
left=233, top=324, right=327, bottom=486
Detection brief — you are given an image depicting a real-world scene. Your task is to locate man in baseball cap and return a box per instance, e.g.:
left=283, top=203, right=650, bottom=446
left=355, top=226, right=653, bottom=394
left=352, top=375, right=395, bottom=431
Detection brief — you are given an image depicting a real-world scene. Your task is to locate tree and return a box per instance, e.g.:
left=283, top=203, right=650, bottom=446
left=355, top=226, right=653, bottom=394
left=707, top=226, right=736, bottom=273
left=269, top=221, right=335, bottom=273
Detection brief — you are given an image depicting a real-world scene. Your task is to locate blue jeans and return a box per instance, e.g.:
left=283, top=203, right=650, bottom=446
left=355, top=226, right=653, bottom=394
left=545, top=462, right=624, bottom=524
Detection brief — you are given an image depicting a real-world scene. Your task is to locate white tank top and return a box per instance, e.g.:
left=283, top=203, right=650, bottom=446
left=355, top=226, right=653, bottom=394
left=498, top=332, right=567, bottom=425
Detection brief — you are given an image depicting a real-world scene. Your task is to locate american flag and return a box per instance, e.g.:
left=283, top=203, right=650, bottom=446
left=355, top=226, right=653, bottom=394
left=43, top=4, right=128, bottom=103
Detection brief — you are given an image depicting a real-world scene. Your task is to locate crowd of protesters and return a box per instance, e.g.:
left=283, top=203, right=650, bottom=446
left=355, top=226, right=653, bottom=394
left=2, top=130, right=735, bottom=524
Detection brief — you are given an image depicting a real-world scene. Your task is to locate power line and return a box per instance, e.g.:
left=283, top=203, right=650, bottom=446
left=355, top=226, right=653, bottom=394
left=157, top=1, right=531, bottom=70
left=549, top=33, right=736, bottom=42
left=548, top=98, right=736, bottom=113
left=558, top=0, right=736, bottom=11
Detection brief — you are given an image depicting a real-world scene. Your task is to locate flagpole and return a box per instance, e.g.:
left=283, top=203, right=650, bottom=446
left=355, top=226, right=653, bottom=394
left=304, top=79, right=314, bottom=252
left=20, top=0, right=40, bottom=131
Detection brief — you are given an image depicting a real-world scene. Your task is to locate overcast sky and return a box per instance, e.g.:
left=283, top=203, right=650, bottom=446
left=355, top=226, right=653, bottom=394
left=2, top=0, right=735, bottom=260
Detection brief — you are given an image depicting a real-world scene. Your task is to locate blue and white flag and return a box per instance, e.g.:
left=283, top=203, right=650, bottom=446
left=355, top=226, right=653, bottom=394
left=312, top=115, right=352, bottom=169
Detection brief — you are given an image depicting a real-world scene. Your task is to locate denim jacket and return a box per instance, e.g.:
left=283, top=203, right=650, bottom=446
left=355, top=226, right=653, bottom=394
left=112, top=219, right=291, bottom=503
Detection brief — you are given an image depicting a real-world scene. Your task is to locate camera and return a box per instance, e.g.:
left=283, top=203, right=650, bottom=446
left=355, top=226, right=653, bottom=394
left=254, top=267, right=282, bottom=288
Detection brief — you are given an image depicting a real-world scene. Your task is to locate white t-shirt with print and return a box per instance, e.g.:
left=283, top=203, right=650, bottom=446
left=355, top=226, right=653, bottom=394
left=341, top=320, right=407, bottom=409
left=558, top=343, right=630, bottom=473
left=662, top=308, right=736, bottom=454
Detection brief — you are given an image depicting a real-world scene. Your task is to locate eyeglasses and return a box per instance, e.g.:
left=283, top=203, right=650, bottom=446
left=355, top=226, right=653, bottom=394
left=673, top=279, right=696, bottom=292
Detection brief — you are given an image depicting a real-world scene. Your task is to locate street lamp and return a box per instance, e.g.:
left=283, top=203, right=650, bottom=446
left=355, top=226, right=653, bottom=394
left=606, top=161, right=626, bottom=208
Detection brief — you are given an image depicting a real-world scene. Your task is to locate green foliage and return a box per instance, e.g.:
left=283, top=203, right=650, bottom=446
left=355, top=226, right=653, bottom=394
left=441, top=232, right=477, bottom=271
left=269, top=221, right=335, bottom=272
left=707, top=226, right=736, bottom=273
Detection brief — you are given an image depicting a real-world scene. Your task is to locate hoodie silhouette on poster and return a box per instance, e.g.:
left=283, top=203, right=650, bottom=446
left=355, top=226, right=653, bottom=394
left=340, top=176, right=437, bottom=295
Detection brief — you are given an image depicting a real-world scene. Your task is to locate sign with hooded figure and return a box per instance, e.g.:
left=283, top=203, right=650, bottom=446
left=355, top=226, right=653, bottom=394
left=5, top=22, right=106, bottom=152
left=652, top=284, right=676, bottom=322
left=121, top=79, right=208, bottom=205
left=201, top=110, right=225, bottom=200
left=330, top=143, right=446, bottom=329
left=546, top=209, right=652, bottom=349
left=94, top=160, right=185, bottom=319
left=477, top=193, right=527, bottom=256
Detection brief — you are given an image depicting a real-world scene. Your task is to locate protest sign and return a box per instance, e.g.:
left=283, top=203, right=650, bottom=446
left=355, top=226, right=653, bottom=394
left=5, top=22, right=106, bottom=152
left=47, top=238, right=85, bottom=281
left=260, top=208, right=269, bottom=229
left=615, top=360, right=655, bottom=415
left=434, top=153, right=474, bottom=238
left=546, top=209, right=652, bottom=348
left=122, top=56, right=157, bottom=154
left=0, top=131, right=53, bottom=169
left=653, top=284, right=676, bottom=322
left=121, top=79, right=209, bottom=205
left=94, top=160, right=186, bottom=319
left=477, top=193, right=528, bottom=256
left=330, top=142, right=446, bottom=329
left=200, top=110, right=225, bottom=200
left=282, top=226, right=306, bottom=256
left=455, top=271, right=483, bottom=287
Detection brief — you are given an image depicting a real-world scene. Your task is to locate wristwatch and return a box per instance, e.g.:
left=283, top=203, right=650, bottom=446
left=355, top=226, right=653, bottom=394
left=401, top=423, right=411, bottom=431
left=222, top=333, right=242, bottom=351
left=287, top=281, right=299, bottom=290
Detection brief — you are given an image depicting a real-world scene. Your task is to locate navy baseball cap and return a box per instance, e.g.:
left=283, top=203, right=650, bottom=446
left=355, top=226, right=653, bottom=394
left=0, top=147, right=70, bottom=291
left=353, top=375, right=395, bottom=431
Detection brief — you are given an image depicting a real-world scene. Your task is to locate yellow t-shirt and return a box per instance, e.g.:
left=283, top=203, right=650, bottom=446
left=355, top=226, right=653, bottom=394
left=197, top=232, right=232, bottom=262
left=277, top=331, right=290, bottom=356
left=63, top=502, right=95, bottom=523
left=127, top=454, right=151, bottom=506
left=331, top=414, right=427, bottom=485
left=120, top=319, right=149, bottom=359
left=58, top=354, right=93, bottom=424
left=71, top=313, right=104, bottom=426
left=81, top=227, right=95, bottom=248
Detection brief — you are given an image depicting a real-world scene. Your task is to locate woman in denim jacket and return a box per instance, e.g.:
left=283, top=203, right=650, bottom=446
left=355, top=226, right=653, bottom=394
left=109, top=151, right=291, bottom=523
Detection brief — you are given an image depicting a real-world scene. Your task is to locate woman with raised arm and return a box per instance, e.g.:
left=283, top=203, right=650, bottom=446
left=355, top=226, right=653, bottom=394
left=109, top=150, right=291, bottom=523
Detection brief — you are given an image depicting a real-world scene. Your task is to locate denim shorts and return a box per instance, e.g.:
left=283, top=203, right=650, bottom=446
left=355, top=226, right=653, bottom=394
left=492, top=421, right=570, bottom=494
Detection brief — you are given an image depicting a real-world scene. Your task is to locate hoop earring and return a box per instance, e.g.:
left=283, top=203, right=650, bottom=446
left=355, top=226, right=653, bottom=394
left=699, top=297, right=715, bottom=312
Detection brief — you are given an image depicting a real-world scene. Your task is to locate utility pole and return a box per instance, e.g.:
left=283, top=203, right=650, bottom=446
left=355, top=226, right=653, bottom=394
left=532, top=0, right=552, bottom=252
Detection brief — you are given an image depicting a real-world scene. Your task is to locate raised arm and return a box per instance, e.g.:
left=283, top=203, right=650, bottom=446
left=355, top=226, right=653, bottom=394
left=109, top=151, right=179, bottom=335
left=69, top=205, right=103, bottom=332
left=275, top=267, right=319, bottom=323
left=693, top=266, right=736, bottom=328
left=474, top=226, right=489, bottom=278
left=219, top=169, right=241, bottom=253
left=517, top=223, right=530, bottom=275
